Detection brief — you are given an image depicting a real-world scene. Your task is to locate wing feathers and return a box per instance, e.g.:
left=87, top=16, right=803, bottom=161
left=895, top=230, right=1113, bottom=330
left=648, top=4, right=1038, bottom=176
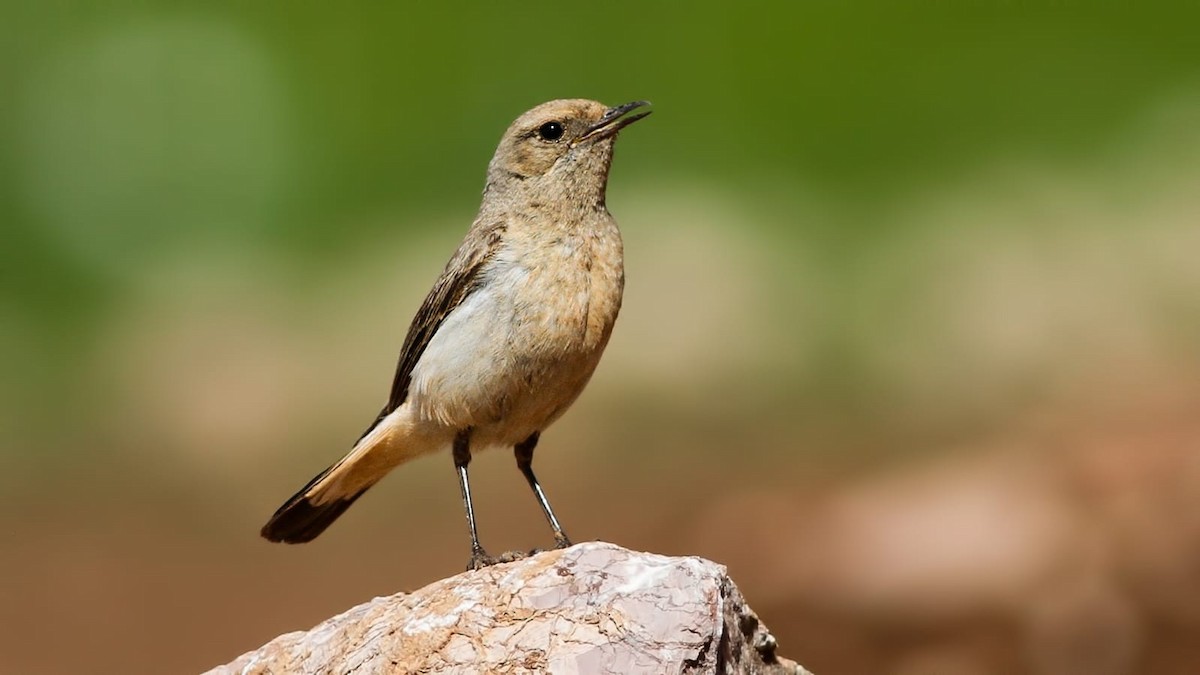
left=357, top=219, right=506, bottom=442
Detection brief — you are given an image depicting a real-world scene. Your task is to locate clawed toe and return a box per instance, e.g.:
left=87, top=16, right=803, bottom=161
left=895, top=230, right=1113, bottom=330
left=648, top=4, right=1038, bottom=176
left=466, top=547, right=496, bottom=571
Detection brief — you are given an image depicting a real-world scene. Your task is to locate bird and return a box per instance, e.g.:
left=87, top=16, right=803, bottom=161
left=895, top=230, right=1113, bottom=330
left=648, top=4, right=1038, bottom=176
left=260, top=99, right=650, bottom=569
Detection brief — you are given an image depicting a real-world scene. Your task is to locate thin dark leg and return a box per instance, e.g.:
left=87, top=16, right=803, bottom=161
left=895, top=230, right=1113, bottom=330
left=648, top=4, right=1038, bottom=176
left=454, top=429, right=492, bottom=570
left=515, top=432, right=572, bottom=549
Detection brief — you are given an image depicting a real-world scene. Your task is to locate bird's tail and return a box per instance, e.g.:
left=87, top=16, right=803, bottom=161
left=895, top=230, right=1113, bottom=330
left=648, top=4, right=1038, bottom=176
left=259, top=458, right=374, bottom=544
left=261, top=410, right=435, bottom=543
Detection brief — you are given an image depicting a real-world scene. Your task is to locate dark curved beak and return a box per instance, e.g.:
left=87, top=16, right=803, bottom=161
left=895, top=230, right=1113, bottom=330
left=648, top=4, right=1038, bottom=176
left=578, top=100, right=652, bottom=143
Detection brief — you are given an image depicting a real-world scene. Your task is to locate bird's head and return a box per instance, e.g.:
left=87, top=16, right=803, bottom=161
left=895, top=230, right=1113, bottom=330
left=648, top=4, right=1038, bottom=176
left=485, top=99, right=650, bottom=207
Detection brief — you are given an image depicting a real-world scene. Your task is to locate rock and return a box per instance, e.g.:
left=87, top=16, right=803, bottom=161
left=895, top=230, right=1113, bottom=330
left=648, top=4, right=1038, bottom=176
left=205, top=542, right=810, bottom=674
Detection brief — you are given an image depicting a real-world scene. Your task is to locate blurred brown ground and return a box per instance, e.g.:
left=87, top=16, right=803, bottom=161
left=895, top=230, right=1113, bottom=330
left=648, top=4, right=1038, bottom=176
left=5, top=381, right=1200, bottom=674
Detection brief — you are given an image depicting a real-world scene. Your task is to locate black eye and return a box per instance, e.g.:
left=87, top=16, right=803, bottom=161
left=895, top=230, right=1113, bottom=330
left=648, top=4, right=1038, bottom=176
left=537, top=121, right=564, bottom=141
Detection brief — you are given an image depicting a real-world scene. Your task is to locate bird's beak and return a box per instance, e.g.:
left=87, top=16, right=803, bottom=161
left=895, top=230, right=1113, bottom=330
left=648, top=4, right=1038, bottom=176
left=578, top=100, right=652, bottom=144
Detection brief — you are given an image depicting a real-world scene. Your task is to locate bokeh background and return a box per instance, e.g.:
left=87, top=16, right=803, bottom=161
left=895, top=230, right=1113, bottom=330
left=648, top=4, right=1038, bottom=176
left=4, top=3, right=1200, bottom=674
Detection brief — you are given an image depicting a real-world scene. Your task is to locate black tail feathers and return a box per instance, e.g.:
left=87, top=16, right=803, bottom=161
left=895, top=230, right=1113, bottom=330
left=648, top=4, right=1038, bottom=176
left=260, top=465, right=368, bottom=544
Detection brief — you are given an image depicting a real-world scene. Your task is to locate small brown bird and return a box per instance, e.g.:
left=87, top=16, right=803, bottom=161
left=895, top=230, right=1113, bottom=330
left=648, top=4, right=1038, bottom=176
left=261, top=99, right=650, bottom=569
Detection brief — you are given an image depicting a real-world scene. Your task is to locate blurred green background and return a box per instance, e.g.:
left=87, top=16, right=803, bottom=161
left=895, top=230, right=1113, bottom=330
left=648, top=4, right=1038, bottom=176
left=5, top=3, right=1200, bottom=674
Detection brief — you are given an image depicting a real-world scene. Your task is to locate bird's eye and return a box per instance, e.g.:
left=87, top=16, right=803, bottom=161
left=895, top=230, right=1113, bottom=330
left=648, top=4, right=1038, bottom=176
left=537, top=121, right=564, bottom=141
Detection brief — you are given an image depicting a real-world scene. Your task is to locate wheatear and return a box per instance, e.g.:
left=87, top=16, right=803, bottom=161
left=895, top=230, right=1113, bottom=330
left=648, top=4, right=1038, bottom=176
left=261, top=99, right=650, bottom=569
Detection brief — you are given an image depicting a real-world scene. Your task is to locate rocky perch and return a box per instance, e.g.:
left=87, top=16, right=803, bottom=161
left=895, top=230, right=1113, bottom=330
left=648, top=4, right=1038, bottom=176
left=206, top=542, right=811, bottom=674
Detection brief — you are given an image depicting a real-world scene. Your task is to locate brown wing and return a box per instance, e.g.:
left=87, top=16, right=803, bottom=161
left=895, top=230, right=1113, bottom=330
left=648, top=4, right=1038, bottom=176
left=356, top=219, right=507, bottom=441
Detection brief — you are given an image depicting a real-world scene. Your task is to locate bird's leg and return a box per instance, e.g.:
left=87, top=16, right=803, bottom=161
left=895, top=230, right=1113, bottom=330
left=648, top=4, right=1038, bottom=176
left=515, top=432, right=572, bottom=549
left=454, top=429, right=493, bottom=570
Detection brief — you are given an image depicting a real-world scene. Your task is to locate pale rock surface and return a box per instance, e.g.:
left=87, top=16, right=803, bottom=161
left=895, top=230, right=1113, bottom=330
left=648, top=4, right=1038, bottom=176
left=206, top=542, right=809, bottom=674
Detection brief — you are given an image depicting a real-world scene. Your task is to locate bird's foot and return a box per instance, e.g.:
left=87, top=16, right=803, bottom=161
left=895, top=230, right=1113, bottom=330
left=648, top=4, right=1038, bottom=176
left=466, top=546, right=496, bottom=571
left=466, top=542, right=573, bottom=570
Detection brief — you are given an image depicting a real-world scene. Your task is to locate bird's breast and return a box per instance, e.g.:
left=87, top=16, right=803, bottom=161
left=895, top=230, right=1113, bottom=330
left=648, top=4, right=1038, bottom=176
left=408, top=215, right=623, bottom=440
left=507, top=217, right=624, bottom=356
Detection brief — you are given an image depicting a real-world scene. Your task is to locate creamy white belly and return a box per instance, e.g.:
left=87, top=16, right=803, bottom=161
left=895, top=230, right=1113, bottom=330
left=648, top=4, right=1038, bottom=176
left=407, top=231, right=621, bottom=448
